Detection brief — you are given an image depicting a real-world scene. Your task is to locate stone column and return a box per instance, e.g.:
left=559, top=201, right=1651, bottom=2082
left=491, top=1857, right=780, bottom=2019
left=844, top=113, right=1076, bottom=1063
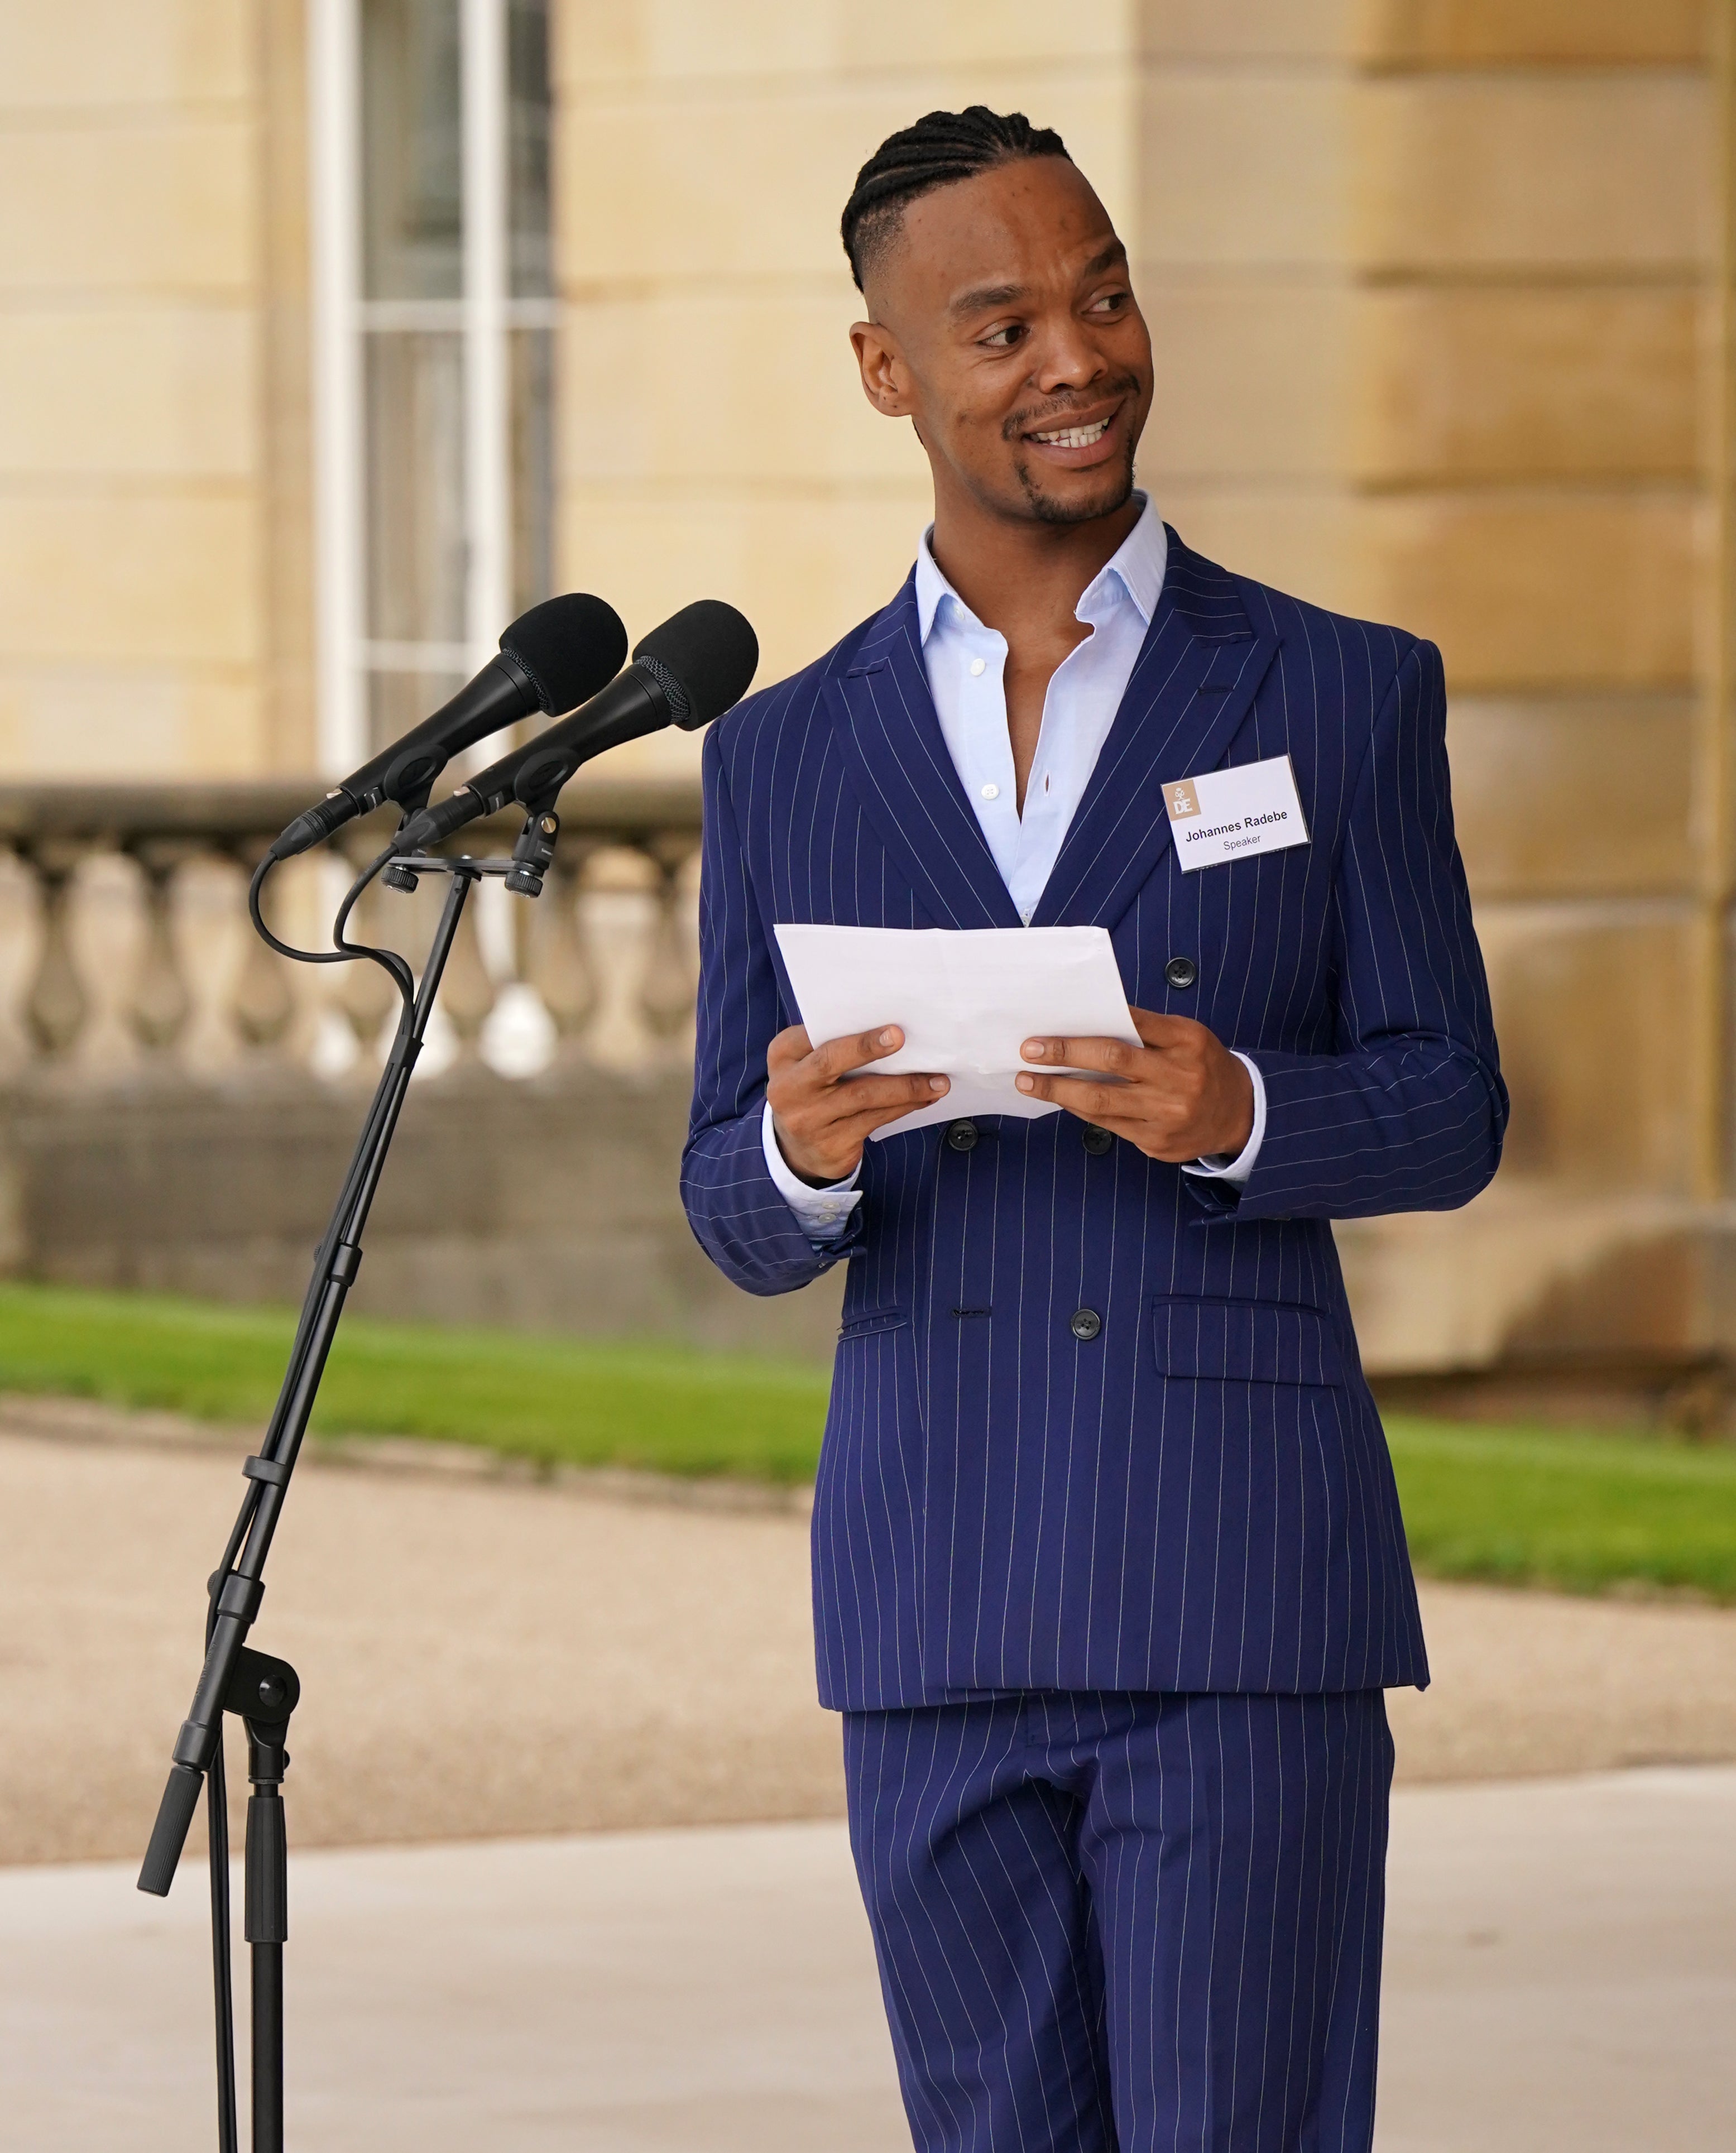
left=1139, top=3, right=1727, bottom=1378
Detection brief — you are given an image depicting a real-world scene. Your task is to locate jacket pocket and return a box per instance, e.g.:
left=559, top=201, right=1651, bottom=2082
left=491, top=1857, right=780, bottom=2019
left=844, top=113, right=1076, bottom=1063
left=1150, top=1297, right=1346, bottom=1387
left=839, top=1305, right=908, bottom=1340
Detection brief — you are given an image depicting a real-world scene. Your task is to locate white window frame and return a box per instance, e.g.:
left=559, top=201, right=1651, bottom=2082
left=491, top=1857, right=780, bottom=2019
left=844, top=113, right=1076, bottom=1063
left=309, top=0, right=557, bottom=777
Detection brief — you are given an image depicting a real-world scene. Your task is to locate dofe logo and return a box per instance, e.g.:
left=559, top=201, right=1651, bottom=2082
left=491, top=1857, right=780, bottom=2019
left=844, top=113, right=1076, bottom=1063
left=1167, top=779, right=1201, bottom=819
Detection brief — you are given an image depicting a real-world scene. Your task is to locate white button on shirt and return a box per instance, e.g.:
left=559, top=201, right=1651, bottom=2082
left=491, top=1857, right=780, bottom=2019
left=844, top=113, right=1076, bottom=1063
left=763, top=495, right=1267, bottom=1236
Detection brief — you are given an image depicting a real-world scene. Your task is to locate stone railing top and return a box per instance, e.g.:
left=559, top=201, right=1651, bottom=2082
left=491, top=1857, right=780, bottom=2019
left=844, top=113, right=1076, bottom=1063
left=0, top=775, right=701, bottom=847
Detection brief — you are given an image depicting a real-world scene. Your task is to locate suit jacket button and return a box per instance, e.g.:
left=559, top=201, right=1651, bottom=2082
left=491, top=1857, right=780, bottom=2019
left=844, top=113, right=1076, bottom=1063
left=945, top=1119, right=979, bottom=1152
left=1165, top=955, right=1198, bottom=990
left=1070, top=1307, right=1102, bottom=1341
left=1081, top=1124, right=1112, bottom=1155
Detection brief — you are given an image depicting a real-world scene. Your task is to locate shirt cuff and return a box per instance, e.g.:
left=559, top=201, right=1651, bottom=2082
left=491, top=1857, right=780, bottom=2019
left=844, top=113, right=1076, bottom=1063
left=1179, top=1053, right=1266, bottom=1189
left=761, top=1100, right=863, bottom=1243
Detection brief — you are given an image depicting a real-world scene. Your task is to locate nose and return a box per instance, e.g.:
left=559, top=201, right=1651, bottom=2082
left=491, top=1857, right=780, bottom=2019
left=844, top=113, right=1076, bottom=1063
left=1028, top=314, right=1105, bottom=398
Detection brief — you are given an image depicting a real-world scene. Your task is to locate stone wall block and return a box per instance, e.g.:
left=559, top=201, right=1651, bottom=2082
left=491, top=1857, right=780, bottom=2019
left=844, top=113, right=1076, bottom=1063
left=1138, top=76, right=1352, bottom=266
left=1354, top=497, right=1696, bottom=691
left=0, top=676, right=268, bottom=782
left=0, top=123, right=258, bottom=294
left=1353, top=78, right=1711, bottom=272
left=0, top=1, right=252, bottom=108
left=1162, top=492, right=1699, bottom=693
left=1479, top=904, right=1699, bottom=1190
left=555, top=0, right=1130, bottom=83
left=1139, top=2, right=1355, bottom=61
left=1139, top=282, right=1351, bottom=481
left=555, top=83, right=1132, bottom=282
left=1447, top=696, right=1695, bottom=900
left=1335, top=1188, right=1736, bottom=1373
left=1350, top=289, right=1698, bottom=485
left=0, top=499, right=262, bottom=671
left=1, top=1070, right=846, bottom=1356
left=1353, top=0, right=1710, bottom=68
left=559, top=292, right=921, bottom=489
left=0, top=309, right=257, bottom=481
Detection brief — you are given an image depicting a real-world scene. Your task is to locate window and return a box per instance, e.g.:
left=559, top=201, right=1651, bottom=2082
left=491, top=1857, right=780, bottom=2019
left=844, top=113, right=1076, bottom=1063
left=312, top=0, right=554, bottom=769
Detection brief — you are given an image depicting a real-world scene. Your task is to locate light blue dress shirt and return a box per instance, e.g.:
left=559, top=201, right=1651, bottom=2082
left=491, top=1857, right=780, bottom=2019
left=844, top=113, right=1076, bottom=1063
left=764, top=496, right=1267, bottom=1237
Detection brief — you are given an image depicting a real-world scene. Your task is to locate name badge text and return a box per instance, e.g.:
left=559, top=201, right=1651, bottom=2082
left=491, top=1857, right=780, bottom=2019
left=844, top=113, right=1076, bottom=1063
left=1163, top=754, right=1310, bottom=872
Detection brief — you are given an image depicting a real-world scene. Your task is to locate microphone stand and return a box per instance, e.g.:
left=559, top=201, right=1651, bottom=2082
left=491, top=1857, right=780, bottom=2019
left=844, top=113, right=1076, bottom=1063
left=136, top=840, right=531, bottom=2152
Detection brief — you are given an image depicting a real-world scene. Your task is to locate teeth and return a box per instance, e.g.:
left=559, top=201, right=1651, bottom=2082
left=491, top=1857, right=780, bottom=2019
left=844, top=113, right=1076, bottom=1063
left=1033, top=419, right=1109, bottom=447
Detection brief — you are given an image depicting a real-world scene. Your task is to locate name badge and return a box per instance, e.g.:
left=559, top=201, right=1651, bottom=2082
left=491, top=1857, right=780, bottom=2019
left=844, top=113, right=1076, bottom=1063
left=1163, top=753, right=1310, bottom=872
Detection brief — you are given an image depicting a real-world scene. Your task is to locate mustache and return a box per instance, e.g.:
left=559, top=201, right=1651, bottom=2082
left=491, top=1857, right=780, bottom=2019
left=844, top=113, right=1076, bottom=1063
left=1003, top=378, right=1141, bottom=442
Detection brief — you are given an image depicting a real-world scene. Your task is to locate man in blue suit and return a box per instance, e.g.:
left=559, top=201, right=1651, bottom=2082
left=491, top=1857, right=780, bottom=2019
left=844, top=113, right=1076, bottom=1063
left=682, top=106, right=1504, bottom=2153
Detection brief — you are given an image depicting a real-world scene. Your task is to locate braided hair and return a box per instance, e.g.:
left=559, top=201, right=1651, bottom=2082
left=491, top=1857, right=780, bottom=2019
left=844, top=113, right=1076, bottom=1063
left=841, top=107, right=1071, bottom=292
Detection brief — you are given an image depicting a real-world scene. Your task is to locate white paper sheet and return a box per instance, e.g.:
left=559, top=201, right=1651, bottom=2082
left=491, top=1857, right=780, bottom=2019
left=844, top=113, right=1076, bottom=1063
left=774, top=923, right=1141, bottom=1138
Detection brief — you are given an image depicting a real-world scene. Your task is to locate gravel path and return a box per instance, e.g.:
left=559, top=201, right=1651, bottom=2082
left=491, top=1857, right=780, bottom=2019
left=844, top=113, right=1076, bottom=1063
left=3, top=1404, right=1734, bottom=1867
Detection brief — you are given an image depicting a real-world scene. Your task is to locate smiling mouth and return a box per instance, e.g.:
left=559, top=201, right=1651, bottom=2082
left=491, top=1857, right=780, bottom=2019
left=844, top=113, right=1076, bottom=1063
left=1029, top=417, right=1111, bottom=448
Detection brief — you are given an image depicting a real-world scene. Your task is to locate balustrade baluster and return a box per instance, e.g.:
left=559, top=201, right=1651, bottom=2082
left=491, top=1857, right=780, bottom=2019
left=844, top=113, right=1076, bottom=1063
left=579, top=845, right=659, bottom=1070
left=123, top=840, right=196, bottom=1059
left=525, top=843, right=596, bottom=1057
left=437, top=896, right=499, bottom=1063
left=640, top=836, right=703, bottom=1046
left=0, top=782, right=704, bottom=1086
left=19, top=840, right=89, bottom=1061
left=224, top=838, right=296, bottom=1056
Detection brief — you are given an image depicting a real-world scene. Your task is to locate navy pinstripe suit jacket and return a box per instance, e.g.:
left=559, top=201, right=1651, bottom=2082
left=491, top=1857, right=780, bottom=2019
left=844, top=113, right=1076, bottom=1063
left=682, top=529, right=1506, bottom=1711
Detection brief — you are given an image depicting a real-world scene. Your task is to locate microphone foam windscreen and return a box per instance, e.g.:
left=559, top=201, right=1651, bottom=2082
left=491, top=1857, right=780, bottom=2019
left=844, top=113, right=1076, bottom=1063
left=632, top=601, right=759, bottom=730
left=499, top=593, right=629, bottom=714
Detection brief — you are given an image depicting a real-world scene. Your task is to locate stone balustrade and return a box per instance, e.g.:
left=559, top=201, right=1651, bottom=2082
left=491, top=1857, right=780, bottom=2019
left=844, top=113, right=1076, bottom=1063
left=0, top=779, right=704, bottom=1087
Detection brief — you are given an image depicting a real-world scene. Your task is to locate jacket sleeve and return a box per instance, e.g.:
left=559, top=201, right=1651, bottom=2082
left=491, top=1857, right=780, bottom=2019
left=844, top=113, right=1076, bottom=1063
left=680, top=726, right=866, bottom=1293
left=1195, top=636, right=1507, bottom=1223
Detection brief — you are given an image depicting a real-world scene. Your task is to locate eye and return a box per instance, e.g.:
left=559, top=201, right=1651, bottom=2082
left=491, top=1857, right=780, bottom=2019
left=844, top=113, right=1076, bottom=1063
left=1089, top=290, right=1129, bottom=316
left=980, top=323, right=1025, bottom=350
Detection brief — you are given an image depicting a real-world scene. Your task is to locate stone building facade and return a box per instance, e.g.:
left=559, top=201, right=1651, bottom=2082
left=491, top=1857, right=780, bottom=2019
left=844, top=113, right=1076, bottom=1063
left=2, top=2, right=1733, bottom=1384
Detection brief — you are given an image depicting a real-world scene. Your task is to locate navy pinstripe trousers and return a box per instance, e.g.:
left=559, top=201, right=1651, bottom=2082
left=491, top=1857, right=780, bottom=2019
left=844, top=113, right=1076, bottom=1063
left=845, top=1691, right=1393, bottom=2152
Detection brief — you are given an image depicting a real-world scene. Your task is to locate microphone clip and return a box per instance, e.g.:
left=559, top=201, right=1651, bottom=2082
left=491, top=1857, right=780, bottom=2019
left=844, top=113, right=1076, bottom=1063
left=381, top=802, right=436, bottom=894
left=504, top=809, right=561, bottom=899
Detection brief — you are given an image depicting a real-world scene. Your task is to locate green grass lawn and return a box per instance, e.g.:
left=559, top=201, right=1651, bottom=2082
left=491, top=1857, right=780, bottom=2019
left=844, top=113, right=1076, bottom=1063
left=1384, top=1416, right=1736, bottom=1604
left=0, top=1282, right=831, bottom=1485
left=2, top=1281, right=1733, bottom=1601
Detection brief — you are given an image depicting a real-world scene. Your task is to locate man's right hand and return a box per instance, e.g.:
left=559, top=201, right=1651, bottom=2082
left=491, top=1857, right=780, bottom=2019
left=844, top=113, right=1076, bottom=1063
left=767, top=1024, right=949, bottom=1182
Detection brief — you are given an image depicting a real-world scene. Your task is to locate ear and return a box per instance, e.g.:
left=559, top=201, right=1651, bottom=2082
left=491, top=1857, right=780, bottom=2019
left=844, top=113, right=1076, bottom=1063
left=850, top=318, right=914, bottom=418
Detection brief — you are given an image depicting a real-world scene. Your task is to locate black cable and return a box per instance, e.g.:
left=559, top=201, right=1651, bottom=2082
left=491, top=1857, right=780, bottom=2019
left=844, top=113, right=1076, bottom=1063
left=247, top=846, right=414, bottom=1011
left=241, top=846, right=415, bottom=1475
left=331, top=845, right=415, bottom=1009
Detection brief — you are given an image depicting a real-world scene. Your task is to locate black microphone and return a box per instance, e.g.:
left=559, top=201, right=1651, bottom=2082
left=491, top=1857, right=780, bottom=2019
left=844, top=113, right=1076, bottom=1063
left=395, top=600, right=759, bottom=850
left=266, top=593, right=629, bottom=860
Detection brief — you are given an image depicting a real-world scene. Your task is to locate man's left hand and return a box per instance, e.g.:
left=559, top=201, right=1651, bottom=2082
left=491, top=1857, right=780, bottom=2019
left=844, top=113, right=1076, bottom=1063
left=1015, top=1006, right=1254, bottom=1163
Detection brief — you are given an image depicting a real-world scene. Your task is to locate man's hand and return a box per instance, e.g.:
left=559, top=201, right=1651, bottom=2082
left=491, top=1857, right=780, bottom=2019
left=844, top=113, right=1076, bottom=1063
left=1015, top=1007, right=1253, bottom=1163
left=768, top=1024, right=949, bottom=1182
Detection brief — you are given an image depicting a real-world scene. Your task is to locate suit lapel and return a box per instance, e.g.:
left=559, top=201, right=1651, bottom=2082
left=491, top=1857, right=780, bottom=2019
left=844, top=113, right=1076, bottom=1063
left=1031, top=531, right=1280, bottom=931
left=826, top=577, right=1024, bottom=931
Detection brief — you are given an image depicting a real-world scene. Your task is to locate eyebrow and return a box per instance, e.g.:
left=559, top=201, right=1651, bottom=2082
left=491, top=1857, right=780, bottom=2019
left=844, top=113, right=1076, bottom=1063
left=949, top=280, right=1025, bottom=318
left=947, top=241, right=1129, bottom=320
left=1081, top=239, right=1128, bottom=277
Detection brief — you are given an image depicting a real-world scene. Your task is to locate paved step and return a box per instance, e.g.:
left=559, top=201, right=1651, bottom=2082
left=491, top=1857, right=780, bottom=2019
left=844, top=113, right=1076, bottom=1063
left=3, top=1770, right=1734, bottom=2152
